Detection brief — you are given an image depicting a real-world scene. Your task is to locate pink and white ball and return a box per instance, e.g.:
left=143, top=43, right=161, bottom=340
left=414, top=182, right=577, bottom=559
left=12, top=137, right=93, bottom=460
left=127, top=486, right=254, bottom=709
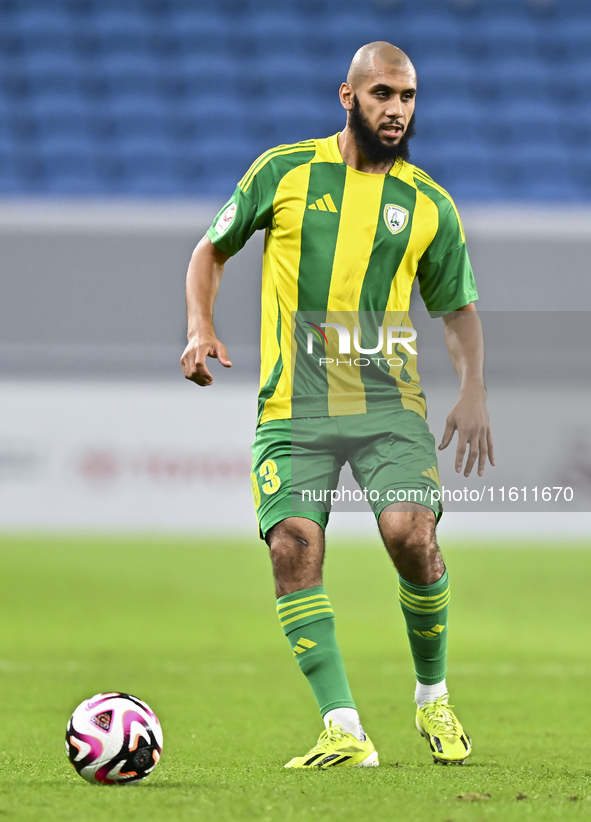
left=65, top=692, right=163, bottom=784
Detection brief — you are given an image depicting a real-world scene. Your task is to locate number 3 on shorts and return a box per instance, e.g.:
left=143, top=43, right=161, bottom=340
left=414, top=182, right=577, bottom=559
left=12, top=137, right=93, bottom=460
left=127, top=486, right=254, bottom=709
left=259, top=459, right=281, bottom=495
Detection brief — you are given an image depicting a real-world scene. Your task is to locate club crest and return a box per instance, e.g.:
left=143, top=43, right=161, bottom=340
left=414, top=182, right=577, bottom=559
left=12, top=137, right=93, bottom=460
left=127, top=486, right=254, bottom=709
left=214, top=203, right=237, bottom=236
left=384, top=204, right=409, bottom=235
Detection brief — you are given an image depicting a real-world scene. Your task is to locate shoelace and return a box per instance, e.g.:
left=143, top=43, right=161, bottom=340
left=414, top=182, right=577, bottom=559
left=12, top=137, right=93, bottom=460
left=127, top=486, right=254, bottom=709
left=312, top=721, right=346, bottom=750
left=423, top=697, right=460, bottom=737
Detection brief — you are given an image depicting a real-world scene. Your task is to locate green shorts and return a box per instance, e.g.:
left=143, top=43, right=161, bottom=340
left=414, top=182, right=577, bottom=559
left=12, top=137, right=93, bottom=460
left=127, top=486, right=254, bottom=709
left=250, top=407, right=443, bottom=539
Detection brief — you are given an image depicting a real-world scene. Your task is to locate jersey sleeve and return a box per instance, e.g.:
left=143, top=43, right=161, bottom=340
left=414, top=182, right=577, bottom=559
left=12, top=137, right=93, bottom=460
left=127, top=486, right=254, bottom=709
left=206, top=146, right=289, bottom=257
left=206, top=183, right=272, bottom=257
left=416, top=197, right=478, bottom=315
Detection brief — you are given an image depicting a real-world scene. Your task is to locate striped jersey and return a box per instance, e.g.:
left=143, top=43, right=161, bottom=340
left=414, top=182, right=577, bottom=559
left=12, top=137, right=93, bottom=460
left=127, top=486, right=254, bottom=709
left=207, top=134, right=477, bottom=424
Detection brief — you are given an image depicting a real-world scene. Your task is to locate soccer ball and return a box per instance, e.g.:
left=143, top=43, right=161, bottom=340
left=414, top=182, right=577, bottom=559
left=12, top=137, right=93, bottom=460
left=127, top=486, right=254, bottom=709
left=65, top=692, right=163, bottom=785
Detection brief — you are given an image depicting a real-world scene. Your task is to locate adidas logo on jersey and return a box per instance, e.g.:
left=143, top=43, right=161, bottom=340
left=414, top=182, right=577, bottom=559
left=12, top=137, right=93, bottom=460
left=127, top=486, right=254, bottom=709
left=308, top=194, right=338, bottom=212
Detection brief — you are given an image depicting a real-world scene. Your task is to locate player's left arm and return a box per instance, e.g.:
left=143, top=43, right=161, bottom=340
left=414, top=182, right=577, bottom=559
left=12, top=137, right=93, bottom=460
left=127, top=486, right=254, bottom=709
left=439, top=303, right=495, bottom=477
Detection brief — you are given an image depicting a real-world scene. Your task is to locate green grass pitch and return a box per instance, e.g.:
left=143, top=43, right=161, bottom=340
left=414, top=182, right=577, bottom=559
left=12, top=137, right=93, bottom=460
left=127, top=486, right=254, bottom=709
left=0, top=533, right=590, bottom=821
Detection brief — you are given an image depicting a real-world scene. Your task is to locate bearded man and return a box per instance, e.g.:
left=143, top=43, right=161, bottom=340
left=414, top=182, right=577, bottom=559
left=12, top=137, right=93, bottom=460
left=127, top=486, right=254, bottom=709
left=182, top=41, right=494, bottom=768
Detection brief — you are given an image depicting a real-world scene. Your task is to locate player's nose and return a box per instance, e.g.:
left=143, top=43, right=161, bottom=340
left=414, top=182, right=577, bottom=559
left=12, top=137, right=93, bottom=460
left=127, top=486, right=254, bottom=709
left=385, top=96, right=404, bottom=118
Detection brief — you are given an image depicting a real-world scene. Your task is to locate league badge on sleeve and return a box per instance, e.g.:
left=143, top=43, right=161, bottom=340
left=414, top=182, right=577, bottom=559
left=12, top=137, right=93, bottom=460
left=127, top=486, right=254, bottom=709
left=384, top=204, right=409, bottom=235
left=215, top=203, right=237, bottom=236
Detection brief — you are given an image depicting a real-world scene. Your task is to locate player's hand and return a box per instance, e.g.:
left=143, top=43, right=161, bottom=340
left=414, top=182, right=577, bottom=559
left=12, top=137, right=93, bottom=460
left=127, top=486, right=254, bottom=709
left=180, top=334, right=232, bottom=386
left=438, top=387, right=495, bottom=477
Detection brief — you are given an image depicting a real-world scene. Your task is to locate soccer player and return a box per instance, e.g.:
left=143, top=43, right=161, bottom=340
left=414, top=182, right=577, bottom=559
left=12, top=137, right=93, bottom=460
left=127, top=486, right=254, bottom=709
left=181, top=42, right=494, bottom=768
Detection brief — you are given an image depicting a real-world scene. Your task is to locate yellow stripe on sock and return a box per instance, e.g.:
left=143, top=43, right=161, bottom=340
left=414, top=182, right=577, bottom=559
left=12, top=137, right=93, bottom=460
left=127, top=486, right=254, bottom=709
left=398, top=584, right=450, bottom=603
left=399, top=592, right=450, bottom=614
left=277, top=593, right=330, bottom=612
left=399, top=587, right=450, bottom=605
left=278, top=601, right=332, bottom=620
left=399, top=587, right=450, bottom=607
left=279, top=607, right=334, bottom=628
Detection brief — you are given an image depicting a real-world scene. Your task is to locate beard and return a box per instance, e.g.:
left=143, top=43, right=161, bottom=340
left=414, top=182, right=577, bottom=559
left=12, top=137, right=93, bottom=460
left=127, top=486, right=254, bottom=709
left=348, top=94, right=415, bottom=166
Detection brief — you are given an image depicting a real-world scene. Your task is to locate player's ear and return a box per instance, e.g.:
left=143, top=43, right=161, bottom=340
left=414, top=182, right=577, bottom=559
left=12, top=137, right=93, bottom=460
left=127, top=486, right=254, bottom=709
left=339, top=83, right=354, bottom=111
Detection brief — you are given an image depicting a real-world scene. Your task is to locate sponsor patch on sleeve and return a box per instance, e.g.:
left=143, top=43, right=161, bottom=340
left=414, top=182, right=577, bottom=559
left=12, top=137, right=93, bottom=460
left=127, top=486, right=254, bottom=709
left=214, top=203, right=237, bottom=236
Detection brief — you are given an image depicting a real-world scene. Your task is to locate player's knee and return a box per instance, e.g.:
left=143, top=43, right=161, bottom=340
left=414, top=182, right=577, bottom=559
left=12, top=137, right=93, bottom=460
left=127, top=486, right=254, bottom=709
left=380, top=510, right=436, bottom=557
left=390, top=530, right=434, bottom=560
left=266, top=516, right=323, bottom=552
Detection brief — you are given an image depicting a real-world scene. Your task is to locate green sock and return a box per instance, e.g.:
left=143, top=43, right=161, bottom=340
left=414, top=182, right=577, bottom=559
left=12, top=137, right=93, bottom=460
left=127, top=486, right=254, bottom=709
left=398, top=570, right=450, bottom=685
left=277, top=586, right=356, bottom=715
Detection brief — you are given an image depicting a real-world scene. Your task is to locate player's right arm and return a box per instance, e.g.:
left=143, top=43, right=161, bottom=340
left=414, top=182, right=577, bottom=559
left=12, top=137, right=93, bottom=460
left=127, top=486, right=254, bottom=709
left=181, top=235, right=232, bottom=387
left=181, top=145, right=287, bottom=385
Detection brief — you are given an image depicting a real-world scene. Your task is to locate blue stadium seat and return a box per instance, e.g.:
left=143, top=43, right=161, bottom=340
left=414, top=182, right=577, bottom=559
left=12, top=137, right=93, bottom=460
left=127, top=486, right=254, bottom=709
left=563, top=109, right=591, bottom=148
left=174, top=53, right=244, bottom=98
left=27, top=94, right=90, bottom=141
left=418, top=99, right=484, bottom=149
left=502, top=100, right=561, bottom=147
left=167, top=10, right=229, bottom=56
left=574, top=156, right=591, bottom=201
left=105, top=95, right=170, bottom=139
left=555, top=17, right=591, bottom=59
left=435, top=143, right=498, bottom=200
left=0, top=3, right=585, bottom=200
left=20, top=52, right=82, bottom=97
left=260, top=95, right=330, bottom=144
left=37, top=141, right=98, bottom=194
left=251, top=53, right=322, bottom=98
left=472, top=15, right=540, bottom=59
left=114, top=138, right=180, bottom=194
left=14, top=9, right=74, bottom=54
left=388, top=14, right=463, bottom=60
left=415, top=57, right=474, bottom=104
left=0, top=127, right=15, bottom=154
left=469, top=57, right=551, bottom=103
left=238, top=11, right=310, bottom=56
left=477, top=0, right=539, bottom=16
left=86, top=9, right=152, bottom=55
left=99, top=52, right=161, bottom=96
left=178, top=92, right=250, bottom=143
left=493, top=144, right=574, bottom=200
left=0, top=152, right=22, bottom=193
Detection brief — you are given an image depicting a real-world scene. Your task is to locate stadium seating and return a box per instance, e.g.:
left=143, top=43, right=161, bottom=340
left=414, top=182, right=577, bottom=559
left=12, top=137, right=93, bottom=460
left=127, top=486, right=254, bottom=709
left=0, top=0, right=589, bottom=200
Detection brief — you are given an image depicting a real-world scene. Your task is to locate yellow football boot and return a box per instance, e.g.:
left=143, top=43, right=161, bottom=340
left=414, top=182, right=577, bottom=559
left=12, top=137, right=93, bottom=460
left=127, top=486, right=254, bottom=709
left=416, top=695, right=472, bottom=764
left=284, top=721, right=379, bottom=769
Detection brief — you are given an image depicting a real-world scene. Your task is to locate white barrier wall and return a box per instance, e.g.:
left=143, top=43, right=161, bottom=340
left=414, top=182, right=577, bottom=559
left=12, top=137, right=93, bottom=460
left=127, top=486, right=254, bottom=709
left=1, top=380, right=590, bottom=536
left=1, top=201, right=590, bottom=538
left=0, top=382, right=257, bottom=532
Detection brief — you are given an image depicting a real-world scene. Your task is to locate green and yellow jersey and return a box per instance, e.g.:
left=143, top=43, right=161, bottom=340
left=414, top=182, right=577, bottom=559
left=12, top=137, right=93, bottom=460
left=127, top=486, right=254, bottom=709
left=207, top=134, right=477, bottom=425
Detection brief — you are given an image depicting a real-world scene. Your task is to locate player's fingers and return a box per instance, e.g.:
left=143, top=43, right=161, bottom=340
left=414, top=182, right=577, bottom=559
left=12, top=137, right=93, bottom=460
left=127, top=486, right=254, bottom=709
left=475, top=433, right=489, bottom=476
left=192, top=355, right=214, bottom=385
left=181, top=346, right=214, bottom=385
left=212, top=342, right=233, bottom=368
left=463, top=439, right=479, bottom=476
left=438, top=418, right=456, bottom=451
left=487, top=430, right=496, bottom=466
left=455, top=438, right=467, bottom=473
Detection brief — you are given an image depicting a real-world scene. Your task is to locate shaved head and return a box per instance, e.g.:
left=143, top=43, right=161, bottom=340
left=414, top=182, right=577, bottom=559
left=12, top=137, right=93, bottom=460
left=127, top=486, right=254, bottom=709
left=347, top=41, right=415, bottom=89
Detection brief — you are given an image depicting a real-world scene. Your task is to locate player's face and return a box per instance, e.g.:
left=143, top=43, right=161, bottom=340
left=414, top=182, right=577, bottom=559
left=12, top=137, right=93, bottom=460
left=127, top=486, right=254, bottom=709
left=354, top=64, right=417, bottom=146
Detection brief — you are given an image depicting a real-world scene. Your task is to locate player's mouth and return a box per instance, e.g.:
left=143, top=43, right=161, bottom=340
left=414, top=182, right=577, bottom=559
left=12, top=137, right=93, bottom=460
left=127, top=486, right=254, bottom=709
left=380, top=123, right=403, bottom=140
